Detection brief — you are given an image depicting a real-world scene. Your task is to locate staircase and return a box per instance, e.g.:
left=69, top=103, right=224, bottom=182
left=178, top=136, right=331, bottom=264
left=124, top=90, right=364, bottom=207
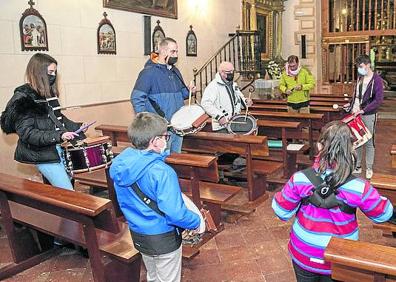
left=193, top=30, right=263, bottom=101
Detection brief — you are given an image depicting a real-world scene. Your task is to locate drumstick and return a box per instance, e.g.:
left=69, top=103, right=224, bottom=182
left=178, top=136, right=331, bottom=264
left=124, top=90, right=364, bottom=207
left=188, top=80, right=193, bottom=107
left=244, top=91, right=252, bottom=121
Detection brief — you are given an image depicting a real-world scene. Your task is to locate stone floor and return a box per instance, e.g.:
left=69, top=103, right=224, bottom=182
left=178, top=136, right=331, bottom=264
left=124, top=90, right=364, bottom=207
left=1, top=118, right=396, bottom=282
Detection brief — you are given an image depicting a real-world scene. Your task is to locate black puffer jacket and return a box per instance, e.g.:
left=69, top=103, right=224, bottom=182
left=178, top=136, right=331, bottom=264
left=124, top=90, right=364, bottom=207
left=1, top=84, right=84, bottom=164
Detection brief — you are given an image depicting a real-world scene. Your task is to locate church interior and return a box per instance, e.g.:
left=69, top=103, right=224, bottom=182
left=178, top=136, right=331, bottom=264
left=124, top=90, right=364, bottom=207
left=0, top=0, right=396, bottom=281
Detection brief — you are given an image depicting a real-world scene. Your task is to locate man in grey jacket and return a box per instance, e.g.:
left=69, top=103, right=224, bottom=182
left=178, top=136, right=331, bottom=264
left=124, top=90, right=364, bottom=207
left=201, top=61, right=253, bottom=132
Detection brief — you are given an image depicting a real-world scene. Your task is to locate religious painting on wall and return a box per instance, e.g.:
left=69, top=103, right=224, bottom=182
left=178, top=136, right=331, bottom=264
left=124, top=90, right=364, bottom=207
left=103, top=0, right=177, bottom=19
left=19, top=0, right=48, bottom=51
left=152, top=20, right=165, bottom=53
left=186, top=25, right=197, bottom=57
left=97, top=12, right=116, bottom=54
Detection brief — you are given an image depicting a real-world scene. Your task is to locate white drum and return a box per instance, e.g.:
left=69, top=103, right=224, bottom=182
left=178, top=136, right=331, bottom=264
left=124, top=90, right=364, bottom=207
left=182, top=193, right=205, bottom=234
left=170, top=105, right=209, bottom=136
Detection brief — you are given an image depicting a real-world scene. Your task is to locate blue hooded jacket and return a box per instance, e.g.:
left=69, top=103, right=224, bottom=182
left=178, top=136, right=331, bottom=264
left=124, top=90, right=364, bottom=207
left=131, top=59, right=189, bottom=121
left=109, top=147, right=200, bottom=235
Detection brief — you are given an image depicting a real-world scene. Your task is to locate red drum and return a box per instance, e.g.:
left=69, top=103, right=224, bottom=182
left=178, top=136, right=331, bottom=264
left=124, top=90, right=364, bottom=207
left=342, top=114, right=372, bottom=148
left=62, top=136, right=113, bottom=174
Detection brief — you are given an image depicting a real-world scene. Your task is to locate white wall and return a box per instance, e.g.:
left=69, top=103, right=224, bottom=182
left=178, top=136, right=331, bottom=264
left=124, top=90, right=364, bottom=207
left=0, top=0, right=242, bottom=109
left=281, top=0, right=320, bottom=80
left=0, top=0, right=242, bottom=178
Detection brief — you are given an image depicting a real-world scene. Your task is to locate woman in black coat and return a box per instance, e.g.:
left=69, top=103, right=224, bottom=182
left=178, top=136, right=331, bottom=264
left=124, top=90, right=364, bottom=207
left=1, top=53, right=86, bottom=189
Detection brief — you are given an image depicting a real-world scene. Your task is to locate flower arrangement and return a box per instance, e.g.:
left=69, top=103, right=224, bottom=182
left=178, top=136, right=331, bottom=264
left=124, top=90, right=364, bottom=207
left=266, top=60, right=282, bottom=79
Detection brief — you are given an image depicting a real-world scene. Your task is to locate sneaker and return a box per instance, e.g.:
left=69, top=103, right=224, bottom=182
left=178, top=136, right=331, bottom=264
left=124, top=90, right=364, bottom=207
left=366, top=169, right=373, bottom=179
left=352, top=167, right=362, bottom=174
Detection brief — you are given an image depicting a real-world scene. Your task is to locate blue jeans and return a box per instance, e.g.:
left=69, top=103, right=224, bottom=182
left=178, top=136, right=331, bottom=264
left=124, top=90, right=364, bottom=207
left=36, top=145, right=73, bottom=190
left=168, top=132, right=183, bottom=153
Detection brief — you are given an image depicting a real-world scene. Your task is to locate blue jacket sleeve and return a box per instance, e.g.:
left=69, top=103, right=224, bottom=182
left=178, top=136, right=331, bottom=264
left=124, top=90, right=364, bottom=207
left=131, top=69, right=152, bottom=113
left=155, top=167, right=201, bottom=230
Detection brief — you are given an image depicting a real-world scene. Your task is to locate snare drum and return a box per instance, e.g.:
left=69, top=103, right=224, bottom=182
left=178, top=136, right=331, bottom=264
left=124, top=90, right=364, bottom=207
left=170, top=105, right=209, bottom=136
left=62, top=136, right=113, bottom=174
left=342, top=114, right=372, bottom=148
left=226, top=114, right=258, bottom=135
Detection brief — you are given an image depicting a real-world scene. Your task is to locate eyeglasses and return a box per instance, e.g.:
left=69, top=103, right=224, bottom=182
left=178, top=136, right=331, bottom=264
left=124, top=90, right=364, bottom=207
left=157, top=134, right=171, bottom=141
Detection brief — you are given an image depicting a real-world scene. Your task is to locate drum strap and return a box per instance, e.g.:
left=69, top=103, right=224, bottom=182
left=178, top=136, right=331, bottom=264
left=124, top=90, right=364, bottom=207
left=300, top=168, right=356, bottom=214
left=47, top=107, right=78, bottom=146
left=131, top=182, right=165, bottom=216
left=148, top=98, right=165, bottom=118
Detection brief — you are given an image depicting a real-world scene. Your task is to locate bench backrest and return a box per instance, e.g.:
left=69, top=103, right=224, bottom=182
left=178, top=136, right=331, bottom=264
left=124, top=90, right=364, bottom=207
left=183, top=131, right=269, bottom=157
left=325, top=237, right=396, bottom=282
left=0, top=173, right=119, bottom=234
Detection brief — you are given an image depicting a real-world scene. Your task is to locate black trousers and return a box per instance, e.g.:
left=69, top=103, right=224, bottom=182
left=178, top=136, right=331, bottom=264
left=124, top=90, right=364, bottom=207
left=293, top=262, right=336, bottom=282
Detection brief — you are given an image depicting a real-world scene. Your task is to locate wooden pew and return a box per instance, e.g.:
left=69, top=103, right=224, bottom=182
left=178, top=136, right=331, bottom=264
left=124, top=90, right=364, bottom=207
left=249, top=111, right=324, bottom=159
left=95, top=124, right=281, bottom=202
left=324, top=237, right=396, bottom=282
left=182, top=132, right=282, bottom=205
left=369, top=173, right=396, bottom=237
left=391, top=145, right=396, bottom=169
left=249, top=103, right=342, bottom=122
left=256, top=119, right=305, bottom=177
left=310, top=96, right=350, bottom=103
left=0, top=173, right=141, bottom=282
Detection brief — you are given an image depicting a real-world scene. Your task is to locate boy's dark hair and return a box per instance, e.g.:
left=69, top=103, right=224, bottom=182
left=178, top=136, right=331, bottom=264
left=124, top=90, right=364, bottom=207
left=355, top=54, right=371, bottom=65
left=128, top=112, right=168, bottom=150
left=287, top=55, right=299, bottom=64
left=317, top=121, right=355, bottom=188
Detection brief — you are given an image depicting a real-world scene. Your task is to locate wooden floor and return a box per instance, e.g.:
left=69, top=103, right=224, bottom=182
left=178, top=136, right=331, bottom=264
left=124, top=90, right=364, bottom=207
left=1, top=117, right=396, bottom=281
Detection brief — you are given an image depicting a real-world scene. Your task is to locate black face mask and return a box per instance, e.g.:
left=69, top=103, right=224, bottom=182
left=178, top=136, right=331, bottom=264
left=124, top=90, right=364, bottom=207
left=167, top=56, right=178, bottom=65
left=48, top=74, right=56, bottom=86
left=226, top=73, right=234, bottom=82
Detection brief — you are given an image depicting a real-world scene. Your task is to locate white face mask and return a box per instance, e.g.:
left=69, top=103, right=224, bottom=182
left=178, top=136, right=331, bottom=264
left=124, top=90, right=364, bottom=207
left=159, top=138, right=167, bottom=154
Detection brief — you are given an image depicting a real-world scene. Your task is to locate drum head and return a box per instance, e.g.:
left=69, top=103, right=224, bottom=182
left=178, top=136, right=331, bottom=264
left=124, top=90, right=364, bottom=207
left=182, top=193, right=205, bottom=234
left=227, top=115, right=257, bottom=135
left=171, top=105, right=205, bottom=131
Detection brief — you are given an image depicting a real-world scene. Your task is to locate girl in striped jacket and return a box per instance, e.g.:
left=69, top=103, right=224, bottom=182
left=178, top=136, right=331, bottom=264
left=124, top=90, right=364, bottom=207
left=272, top=120, right=393, bottom=282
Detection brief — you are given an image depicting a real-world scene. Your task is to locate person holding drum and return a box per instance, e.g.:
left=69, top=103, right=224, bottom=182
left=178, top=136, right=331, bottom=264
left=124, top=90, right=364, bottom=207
left=1, top=53, right=87, bottom=190
left=131, top=37, right=196, bottom=153
left=344, top=54, right=384, bottom=180
left=110, top=112, right=201, bottom=282
left=279, top=55, right=315, bottom=113
left=201, top=61, right=253, bottom=133
left=272, top=120, right=393, bottom=282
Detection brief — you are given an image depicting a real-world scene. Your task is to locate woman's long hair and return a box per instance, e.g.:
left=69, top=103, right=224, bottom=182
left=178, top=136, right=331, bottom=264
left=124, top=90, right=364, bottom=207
left=25, top=53, right=59, bottom=98
left=317, top=121, right=355, bottom=187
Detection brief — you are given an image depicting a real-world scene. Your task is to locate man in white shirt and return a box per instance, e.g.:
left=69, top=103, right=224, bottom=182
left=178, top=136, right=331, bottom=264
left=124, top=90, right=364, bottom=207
left=201, top=62, right=253, bottom=133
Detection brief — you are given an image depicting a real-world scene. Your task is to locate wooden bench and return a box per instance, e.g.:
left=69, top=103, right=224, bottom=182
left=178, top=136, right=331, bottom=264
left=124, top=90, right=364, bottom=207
left=324, top=237, right=396, bottom=282
left=249, top=111, right=324, bottom=159
left=183, top=132, right=282, bottom=204
left=369, top=173, right=396, bottom=238
left=0, top=173, right=141, bottom=282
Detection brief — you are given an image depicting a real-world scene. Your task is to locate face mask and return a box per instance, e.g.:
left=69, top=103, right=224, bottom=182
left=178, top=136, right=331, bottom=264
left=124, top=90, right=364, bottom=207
left=167, top=56, right=178, bottom=65
left=357, top=67, right=368, bottom=76
left=48, top=74, right=56, bottom=86
left=159, top=138, right=167, bottom=154
left=226, top=73, right=234, bottom=82
left=288, top=67, right=300, bottom=76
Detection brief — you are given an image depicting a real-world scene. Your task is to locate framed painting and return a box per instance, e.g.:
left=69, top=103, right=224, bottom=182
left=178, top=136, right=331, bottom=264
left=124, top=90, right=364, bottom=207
left=186, top=25, right=197, bottom=57
left=103, top=0, right=177, bottom=19
left=152, top=20, right=165, bottom=53
left=19, top=1, right=48, bottom=51
left=97, top=12, right=116, bottom=54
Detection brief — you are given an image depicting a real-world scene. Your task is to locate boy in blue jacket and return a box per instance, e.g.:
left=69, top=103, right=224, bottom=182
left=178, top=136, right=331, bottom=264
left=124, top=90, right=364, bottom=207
left=110, top=112, right=201, bottom=282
